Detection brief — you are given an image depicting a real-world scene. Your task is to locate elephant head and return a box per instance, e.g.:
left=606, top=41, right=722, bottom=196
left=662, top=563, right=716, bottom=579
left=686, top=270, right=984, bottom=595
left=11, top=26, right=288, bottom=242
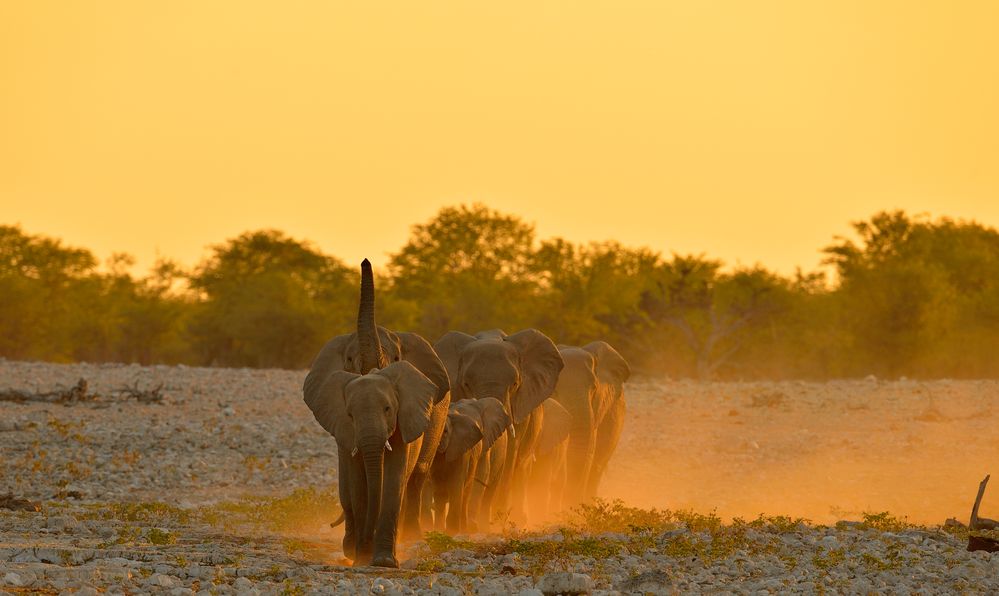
left=435, top=329, right=564, bottom=424
left=304, top=360, right=436, bottom=548
left=452, top=397, right=511, bottom=452
left=438, top=408, right=483, bottom=464
left=304, top=260, right=450, bottom=404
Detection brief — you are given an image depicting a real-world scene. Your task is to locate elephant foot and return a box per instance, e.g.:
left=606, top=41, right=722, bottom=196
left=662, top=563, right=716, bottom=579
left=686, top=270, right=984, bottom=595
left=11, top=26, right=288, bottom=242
left=371, top=553, right=399, bottom=568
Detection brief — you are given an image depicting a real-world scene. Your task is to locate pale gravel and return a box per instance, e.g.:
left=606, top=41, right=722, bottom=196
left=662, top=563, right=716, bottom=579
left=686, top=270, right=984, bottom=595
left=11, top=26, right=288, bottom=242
left=2, top=360, right=999, bottom=594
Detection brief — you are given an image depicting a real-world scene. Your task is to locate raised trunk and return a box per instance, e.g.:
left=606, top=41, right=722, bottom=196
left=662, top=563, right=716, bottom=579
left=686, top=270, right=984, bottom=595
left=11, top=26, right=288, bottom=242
left=357, top=259, right=385, bottom=373
left=360, top=441, right=385, bottom=548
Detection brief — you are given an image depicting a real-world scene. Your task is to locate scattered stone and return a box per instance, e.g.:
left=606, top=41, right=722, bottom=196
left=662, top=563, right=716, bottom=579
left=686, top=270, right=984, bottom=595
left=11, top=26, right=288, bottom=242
left=3, top=572, right=24, bottom=587
left=537, top=572, right=594, bottom=595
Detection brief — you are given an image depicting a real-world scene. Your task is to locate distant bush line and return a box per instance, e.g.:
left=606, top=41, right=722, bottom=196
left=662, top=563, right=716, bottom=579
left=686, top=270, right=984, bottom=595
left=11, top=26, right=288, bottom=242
left=3, top=204, right=999, bottom=379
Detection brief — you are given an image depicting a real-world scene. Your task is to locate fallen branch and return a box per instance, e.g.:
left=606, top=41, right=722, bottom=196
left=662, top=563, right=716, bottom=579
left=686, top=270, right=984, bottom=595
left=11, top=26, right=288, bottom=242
left=0, top=378, right=165, bottom=406
left=0, top=378, right=96, bottom=404
left=0, top=493, right=41, bottom=512
left=967, top=474, right=999, bottom=553
left=115, top=381, right=165, bottom=404
left=970, top=475, right=999, bottom=530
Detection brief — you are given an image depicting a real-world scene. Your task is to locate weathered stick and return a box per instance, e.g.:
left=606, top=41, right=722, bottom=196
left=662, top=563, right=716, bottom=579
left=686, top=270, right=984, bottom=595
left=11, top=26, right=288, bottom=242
left=970, top=475, right=999, bottom=530
left=0, top=378, right=93, bottom=404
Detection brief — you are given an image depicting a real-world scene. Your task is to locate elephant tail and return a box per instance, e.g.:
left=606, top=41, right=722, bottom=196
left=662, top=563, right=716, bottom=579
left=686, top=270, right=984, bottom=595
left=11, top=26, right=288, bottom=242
left=329, top=509, right=346, bottom=528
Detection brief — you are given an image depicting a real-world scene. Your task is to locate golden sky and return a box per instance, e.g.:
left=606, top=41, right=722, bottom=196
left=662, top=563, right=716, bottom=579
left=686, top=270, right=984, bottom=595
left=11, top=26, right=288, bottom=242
left=2, top=1, right=998, bottom=275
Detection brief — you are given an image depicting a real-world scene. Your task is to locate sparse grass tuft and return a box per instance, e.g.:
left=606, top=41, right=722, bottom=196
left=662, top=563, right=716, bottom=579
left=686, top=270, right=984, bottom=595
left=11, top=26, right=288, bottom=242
left=859, top=511, right=910, bottom=532
left=146, top=528, right=177, bottom=545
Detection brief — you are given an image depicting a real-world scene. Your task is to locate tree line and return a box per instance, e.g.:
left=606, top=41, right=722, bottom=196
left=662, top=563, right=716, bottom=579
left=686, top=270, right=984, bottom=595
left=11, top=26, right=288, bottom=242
left=3, top=205, right=999, bottom=379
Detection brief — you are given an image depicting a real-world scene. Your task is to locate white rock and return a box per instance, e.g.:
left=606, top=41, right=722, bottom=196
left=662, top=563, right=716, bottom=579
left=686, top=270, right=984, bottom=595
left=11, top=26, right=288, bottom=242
left=149, top=573, right=175, bottom=588
left=234, top=577, right=254, bottom=591
left=3, top=573, right=24, bottom=587
left=537, top=572, right=593, bottom=595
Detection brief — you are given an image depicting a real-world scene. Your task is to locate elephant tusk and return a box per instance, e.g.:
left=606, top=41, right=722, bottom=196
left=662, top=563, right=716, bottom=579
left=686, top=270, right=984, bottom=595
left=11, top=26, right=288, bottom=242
left=351, top=447, right=358, bottom=457
left=508, top=425, right=516, bottom=438
left=385, top=440, right=393, bottom=451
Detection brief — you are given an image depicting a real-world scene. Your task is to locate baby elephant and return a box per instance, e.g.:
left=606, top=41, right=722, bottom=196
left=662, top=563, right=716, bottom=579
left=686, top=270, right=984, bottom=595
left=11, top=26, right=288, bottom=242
left=430, top=398, right=509, bottom=534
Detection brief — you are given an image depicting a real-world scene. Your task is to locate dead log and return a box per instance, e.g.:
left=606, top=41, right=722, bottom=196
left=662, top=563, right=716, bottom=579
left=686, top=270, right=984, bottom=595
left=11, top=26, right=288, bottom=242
left=0, top=493, right=41, bottom=512
left=0, top=378, right=95, bottom=404
left=967, top=474, right=999, bottom=553
left=0, top=378, right=164, bottom=405
left=970, top=475, right=999, bottom=530
left=115, top=381, right=165, bottom=404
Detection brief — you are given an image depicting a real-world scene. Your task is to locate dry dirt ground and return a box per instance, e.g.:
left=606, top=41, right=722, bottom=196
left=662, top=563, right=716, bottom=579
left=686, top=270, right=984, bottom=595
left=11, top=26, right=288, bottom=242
left=2, top=360, right=999, bottom=594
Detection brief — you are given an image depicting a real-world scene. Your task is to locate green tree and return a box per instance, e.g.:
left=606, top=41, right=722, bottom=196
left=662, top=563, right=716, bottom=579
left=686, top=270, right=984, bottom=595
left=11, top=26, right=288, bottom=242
left=187, top=230, right=354, bottom=368
left=388, top=204, right=539, bottom=339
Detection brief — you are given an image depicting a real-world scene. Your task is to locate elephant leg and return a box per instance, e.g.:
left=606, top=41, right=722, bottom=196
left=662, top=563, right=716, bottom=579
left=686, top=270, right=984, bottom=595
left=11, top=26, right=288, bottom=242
left=337, top=449, right=357, bottom=561
left=551, top=444, right=567, bottom=515
left=401, top=395, right=449, bottom=542
left=458, top=453, right=479, bottom=534
left=564, top=419, right=596, bottom=509
left=587, top=398, right=625, bottom=501
left=421, top=477, right=435, bottom=531
left=432, top=472, right=449, bottom=532
left=348, top=453, right=371, bottom=565
left=444, top=463, right=466, bottom=535
left=468, top=451, right=488, bottom=532
left=401, top=462, right=429, bottom=542
left=527, top=451, right=554, bottom=523
left=372, top=447, right=408, bottom=568
left=509, top=409, right=543, bottom=525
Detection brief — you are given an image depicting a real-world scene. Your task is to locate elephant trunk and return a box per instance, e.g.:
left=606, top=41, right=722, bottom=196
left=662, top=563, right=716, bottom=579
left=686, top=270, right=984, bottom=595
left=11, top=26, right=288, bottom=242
left=360, top=438, right=385, bottom=544
left=357, top=259, right=385, bottom=374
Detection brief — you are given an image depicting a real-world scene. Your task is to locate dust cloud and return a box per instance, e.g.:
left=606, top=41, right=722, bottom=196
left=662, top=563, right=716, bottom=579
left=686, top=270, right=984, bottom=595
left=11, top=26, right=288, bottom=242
left=601, top=378, right=999, bottom=526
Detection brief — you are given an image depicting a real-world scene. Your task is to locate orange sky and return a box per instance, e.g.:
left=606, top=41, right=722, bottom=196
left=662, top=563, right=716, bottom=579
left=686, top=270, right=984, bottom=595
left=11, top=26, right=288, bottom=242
left=2, top=1, right=998, bottom=275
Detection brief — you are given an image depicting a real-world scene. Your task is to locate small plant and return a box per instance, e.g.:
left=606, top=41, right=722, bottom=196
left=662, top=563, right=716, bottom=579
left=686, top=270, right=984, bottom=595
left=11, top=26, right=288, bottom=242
left=146, top=528, right=177, bottom=545
left=414, top=558, right=446, bottom=572
left=812, top=547, right=846, bottom=570
left=860, top=511, right=910, bottom=532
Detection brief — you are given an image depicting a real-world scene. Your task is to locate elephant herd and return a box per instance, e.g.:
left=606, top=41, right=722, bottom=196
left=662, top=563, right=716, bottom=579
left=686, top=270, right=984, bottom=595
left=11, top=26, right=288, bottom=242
left=303, top=261, right=630, bottom=568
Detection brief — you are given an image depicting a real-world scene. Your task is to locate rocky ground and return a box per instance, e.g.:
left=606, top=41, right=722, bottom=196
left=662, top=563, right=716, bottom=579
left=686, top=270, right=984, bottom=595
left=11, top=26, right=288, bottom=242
left=2, top=360, right=999, bottom=594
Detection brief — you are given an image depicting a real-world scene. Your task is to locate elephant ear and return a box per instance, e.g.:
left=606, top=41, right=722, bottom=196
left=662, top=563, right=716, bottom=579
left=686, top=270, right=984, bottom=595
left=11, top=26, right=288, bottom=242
left=583, top=341, right=631, bottom=391
left=377, top=361, right=436, bottom=444
left=434, top=331, right=477, bottom=399
left=303, top=370, right=359, bottom=452
left=464, top=397, right=510, bottom=451
left=445, top=411, right=483, bottom=463
left=506, top=329, right=565, bottom=424
left=537, top=398, right=572, bottom=455
left=397, top=331, right=450, bottom=404
left=304, top=334, right=352, bottom=395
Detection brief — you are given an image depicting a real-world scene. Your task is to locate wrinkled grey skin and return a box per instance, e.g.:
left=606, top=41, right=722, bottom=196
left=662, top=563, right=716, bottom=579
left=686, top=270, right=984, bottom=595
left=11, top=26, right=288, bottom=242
left=550, top=342, right=630, bottom=509
left=306, top=361, right=437, bottom=567
left=303, top=260, right=450, bottom=567
left=434, top=329, right=564, bottom=526
left=526, top=398, right=572, bottom=522
left=428, top=398, right=509, bottom=534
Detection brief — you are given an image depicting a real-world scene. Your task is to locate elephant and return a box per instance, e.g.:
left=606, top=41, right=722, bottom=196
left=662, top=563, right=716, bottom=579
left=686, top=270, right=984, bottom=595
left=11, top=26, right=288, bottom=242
left=550, top=341, right=630, bottom=509
left=428, top=397, right=509, bottom=534
left=303, top=259, right=450, bottom=567
left=434, top=328, right=564, bottom=526
left=526, top=398, right=573, bottom=523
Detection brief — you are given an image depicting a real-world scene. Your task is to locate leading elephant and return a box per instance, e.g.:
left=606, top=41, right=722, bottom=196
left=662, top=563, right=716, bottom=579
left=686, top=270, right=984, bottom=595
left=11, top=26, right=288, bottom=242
left=303, top=259, right=450, bottom=566
left=551, top=341, right=630, bottom=509
left=434, top=329, right=564, bottom=527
